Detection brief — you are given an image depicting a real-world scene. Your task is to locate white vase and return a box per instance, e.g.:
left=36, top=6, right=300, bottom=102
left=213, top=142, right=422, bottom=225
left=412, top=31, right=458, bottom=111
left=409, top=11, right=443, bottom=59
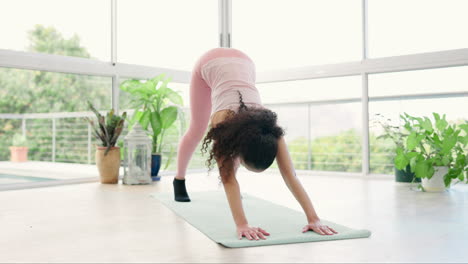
left=421, top=166, right=449, bottom=192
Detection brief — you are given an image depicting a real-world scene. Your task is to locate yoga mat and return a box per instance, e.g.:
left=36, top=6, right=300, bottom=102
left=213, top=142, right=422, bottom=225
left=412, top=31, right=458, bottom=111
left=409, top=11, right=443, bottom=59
left=151, top=191, right=371, bottom=248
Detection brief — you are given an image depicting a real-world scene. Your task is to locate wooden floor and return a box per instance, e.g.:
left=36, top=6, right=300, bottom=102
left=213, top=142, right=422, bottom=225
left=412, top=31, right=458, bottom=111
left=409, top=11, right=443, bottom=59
left=1, top=168, right=467, bottom=263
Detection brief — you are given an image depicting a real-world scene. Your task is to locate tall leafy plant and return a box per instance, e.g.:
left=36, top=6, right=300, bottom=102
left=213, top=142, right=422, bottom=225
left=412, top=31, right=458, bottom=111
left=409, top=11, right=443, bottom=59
left=120, top=74, right=184, bottom=157
left=395, top=112, right=467, bottom=187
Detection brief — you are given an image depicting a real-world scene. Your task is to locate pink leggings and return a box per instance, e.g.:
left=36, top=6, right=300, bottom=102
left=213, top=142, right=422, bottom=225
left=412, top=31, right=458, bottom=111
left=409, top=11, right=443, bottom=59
left=175, top=48, right=253, bottom=179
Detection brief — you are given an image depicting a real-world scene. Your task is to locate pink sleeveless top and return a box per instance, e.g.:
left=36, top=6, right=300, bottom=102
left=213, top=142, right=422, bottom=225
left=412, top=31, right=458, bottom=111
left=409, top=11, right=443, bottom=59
left=201, top=57, right=263, bottom=118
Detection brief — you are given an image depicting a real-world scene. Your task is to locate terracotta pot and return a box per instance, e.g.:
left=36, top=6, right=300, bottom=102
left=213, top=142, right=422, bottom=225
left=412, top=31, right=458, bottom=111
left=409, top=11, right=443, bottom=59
left=9, top=146, right=28, bottom=162
left=96, top=146, right=121, bottom=184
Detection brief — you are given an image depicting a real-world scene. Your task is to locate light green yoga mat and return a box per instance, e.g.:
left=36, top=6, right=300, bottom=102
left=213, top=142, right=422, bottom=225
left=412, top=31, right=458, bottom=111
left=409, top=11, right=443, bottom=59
left=151, top=191, right=371, bottom=248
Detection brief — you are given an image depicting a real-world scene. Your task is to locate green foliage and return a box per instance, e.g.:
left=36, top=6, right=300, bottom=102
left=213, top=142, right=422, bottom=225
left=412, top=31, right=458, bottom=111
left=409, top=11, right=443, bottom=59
left=287, top=129, right=363, bottom=172
left=85, top=101, right=127, bottom=156
left=11, top=133, right=28, bottom=147
left=0, top=25, right=107, bottom=114
left=28, top=25, right=90, bottom=58
left=120, top=74, right=185, bottom=157
left=0, top=25, right=109, bottom=161
left=392, top=112, right=467, bottom=187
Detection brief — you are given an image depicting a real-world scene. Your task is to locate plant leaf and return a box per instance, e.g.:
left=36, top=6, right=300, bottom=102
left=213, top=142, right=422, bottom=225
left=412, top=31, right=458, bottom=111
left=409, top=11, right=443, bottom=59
left=120, top=79, right=142, bottom=93
left=459, top=123, right=468, bottom=134
left=139, top=111, right=151, bottom=130
left=414, top=159, right=429, bottom=179
left=165, top=90, right=184, bottom=106
left=441, top=155, right=451, bottom=166
left=394, top=147, right=408, bottom=170
left=444, top=173, right=452, bottom=187
left=406, top=132, right=424, bottom=151
left=440, top=133, right=458, bottom=154
left=160, top=106, right=178, bottom=129
left=435, top=115, right=448, bottom=132
left=421, top=117, right=433, bottom=132
left=150, top=111, right=162, bottom=137
left=409, top=156, right=418, bottom=173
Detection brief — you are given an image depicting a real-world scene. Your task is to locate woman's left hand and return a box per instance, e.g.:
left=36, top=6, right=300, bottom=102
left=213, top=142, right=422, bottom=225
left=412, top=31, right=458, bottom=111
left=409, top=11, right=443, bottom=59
left=302, top=220, right=338, bottom=235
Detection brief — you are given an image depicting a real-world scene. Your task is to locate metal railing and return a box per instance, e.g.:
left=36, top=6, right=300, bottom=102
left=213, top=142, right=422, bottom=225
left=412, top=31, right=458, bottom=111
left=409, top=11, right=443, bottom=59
left=1, top=92, right=466, bottom=175
left=0, top=103, right=366, bottom=172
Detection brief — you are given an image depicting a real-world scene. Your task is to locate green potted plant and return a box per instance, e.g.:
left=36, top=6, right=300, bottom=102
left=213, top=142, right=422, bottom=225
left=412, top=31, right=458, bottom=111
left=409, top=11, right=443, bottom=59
left=85, top=101, right=127, bottom=184
left=120, top=74, right=184, bottom=181
left=9, top=133, right=28, bottom=162
left=395, top=113, right=467, bottom=192
left=373, top=113, right=420, bottom=182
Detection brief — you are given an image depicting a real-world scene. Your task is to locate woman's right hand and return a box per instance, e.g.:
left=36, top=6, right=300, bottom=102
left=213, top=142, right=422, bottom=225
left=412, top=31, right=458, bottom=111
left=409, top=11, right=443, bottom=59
left=237, top=224, right=270, bottom=240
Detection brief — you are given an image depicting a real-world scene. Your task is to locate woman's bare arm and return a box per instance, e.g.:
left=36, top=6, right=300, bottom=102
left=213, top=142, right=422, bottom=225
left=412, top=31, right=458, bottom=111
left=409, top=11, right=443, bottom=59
left=216, top=156, right=247, bottom=226
left=216, top=155, right=270, bottom=240
left=211, top=115, right=269, bottom=240
left=275, top=136, right=337, bottom=235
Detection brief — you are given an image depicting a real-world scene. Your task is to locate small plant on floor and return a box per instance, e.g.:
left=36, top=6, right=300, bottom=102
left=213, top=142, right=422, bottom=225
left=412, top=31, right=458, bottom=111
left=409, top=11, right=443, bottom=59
left=394, top=112, right=467, bottom=191
left=9, top=133, right=29, bottom=162
left=85, top=101, right=127, bottom=184
left=85, top=101, right=127, bottom=155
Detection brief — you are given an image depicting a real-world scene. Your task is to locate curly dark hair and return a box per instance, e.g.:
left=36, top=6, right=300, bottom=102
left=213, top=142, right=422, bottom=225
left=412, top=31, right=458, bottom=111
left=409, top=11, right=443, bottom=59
left=201, top=90, right=285, bottom=183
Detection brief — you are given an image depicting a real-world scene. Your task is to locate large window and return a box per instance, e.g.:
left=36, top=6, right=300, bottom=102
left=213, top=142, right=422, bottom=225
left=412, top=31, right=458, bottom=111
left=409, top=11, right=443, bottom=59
left=0, top=0, right=110, bottom=61
left=368, top=66, right=468, bottom=97
left=261, top=77, right=362, bottom=172
left=0, top=0, right=466, bottom=184
left=118, top=0, right=218, bottom=70
left=232, top=0, right=362, bottom=71
left=0, top=67, right=111, bottom=185
left=368, top=0, right=468, bottom=58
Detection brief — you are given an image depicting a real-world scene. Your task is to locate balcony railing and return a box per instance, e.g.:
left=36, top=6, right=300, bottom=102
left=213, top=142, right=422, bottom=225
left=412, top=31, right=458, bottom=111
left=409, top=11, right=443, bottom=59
left=1, top=91, right=466, bottom=175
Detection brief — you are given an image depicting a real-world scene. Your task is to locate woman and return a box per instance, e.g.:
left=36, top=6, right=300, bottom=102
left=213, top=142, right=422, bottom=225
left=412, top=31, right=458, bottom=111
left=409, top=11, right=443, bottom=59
left=173, top=47, right=337, bottom=240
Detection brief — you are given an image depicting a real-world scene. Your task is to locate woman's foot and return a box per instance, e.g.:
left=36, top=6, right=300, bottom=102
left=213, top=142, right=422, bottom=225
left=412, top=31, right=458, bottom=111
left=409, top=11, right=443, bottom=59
left=173, top=177, right=191, bottom=202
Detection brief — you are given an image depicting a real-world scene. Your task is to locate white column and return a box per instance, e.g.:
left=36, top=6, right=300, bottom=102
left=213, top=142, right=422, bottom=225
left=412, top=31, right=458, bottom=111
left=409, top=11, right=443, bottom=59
left=361, top=0, right=370, bottom=175
left=111, top=0, right=120, bottom=113
left=219, top=0, right=232, bottom=47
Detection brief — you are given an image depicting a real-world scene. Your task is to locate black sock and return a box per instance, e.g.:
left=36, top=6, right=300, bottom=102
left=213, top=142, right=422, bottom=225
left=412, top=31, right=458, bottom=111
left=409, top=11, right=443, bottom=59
left=173, top=178, right=191, bottom=202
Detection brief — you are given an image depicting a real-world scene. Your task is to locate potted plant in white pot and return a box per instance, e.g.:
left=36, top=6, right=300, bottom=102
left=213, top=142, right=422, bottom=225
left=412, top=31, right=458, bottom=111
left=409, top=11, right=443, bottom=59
left=373, top=113, right=420, bottom=183
left=9, top=133, right=28, bottom=162
left=120, top=74, right=185, bottom=181
left=395, top=112, right=467, bottom=192
left=86, top=101, right=127, bottom=184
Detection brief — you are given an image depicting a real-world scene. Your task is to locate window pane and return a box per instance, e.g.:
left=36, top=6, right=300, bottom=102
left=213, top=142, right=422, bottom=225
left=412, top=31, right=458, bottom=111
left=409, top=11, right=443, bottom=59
left=118, top=0, right=218, bottom=70
left=258, top=76, right=361, bottom=104
left=369, top=97, right=467, bottom=175
left=233, top=0, right=362, bottom=71
left=266, top=103, right=362, bottom=173
left=259, top=77, right=362, bottom=172
left=0, top=0, right=110, bottom=61
left=0, top=68, right=111, bottom=114
left=369, top=67, right=468, bottom=98
left=0, top=67, right=111, bottom=169
left=368, top=0, right=468, bottom=58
